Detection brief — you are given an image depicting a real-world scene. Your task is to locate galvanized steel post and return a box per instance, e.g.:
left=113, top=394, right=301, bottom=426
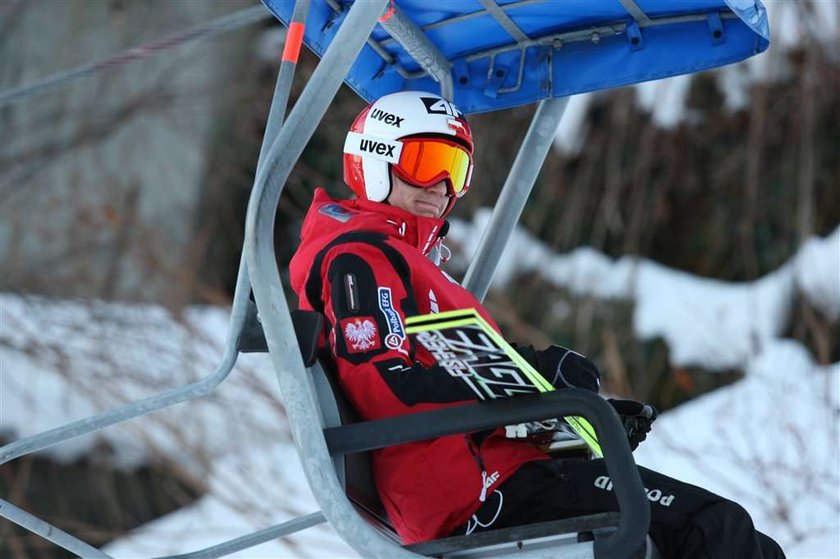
left=462, top=97, right=569, bottom=301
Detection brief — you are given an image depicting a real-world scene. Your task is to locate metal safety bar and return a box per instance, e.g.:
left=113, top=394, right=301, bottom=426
left=323, top=389, right=650, bottom=559
left=147, top=512, right=327, bottom=559
left=0, top=499, right=112, bottom=559
left=463, top=96, right=568, bottom=301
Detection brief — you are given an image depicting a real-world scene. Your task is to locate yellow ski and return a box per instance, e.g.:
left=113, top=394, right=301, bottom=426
left=405, top=309, right=603, bottom=457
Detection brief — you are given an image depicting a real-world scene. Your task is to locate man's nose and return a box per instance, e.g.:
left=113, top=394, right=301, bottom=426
left=428, top=180, right=447, bottom=195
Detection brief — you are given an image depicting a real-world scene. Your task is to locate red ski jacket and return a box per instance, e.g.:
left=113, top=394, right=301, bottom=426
left=289, top=189, right=547, bottom=543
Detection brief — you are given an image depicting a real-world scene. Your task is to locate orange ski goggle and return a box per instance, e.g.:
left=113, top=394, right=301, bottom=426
left=393, top=137, right=473, bottom=197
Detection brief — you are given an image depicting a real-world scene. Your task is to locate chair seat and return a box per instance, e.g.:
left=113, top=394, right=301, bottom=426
left=293, top=309, right=658, bottom=559
left=406, top=513, right=619, bottom=557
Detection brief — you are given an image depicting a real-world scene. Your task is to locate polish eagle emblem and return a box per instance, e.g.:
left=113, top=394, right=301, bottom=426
left=344, top=318, right=378, bottom=351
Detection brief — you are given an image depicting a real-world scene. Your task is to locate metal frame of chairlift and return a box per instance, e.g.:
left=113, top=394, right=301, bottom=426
left=0, top=1, right=656, bottom=558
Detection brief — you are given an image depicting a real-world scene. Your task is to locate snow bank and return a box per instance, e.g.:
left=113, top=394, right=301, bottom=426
left=3, top=291, right=836, bottom=556
left=794, top=226, right=840, bottom=321
left=0, top=294, right=287, bottom=468
left=449, top=213, right=839, bottom=371
left=635, top=339, right=840, bottom=557
left=0, top=293, right=357, bottom=557
left=2, top=220, right=837, bottom=557
left=102, top=440, right=357, bottom=558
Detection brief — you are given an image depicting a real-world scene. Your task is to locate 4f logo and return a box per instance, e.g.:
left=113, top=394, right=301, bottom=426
left=421, top=97, right=462, bottom=117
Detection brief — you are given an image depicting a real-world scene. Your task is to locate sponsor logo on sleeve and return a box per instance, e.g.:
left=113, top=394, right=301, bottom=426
left=341, top=317, right=381, bottom=353
left=377, top=287, right=406, bottom=350
left=318, top=203, right=354, bottom=223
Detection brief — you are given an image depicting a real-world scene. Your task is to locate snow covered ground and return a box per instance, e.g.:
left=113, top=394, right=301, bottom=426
left=1, top=221, right=837, bottom=558
left=447, top=216, right=840, bottom=558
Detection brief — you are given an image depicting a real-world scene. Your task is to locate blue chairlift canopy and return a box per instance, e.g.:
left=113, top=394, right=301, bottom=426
left=262, top=0, right=770, bottom=114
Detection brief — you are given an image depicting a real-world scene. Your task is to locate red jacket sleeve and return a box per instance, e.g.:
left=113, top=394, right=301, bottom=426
left=319, top=242, right=479, bottom=413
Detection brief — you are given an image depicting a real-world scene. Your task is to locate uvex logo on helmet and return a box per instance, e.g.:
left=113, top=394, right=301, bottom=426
left=344, top=132, right=402, bottom=164
left=370, top=108, right=404, bottom=127
left=342, top=91, right=473, bottom=218
left=360, top=139, right=396, bottom=157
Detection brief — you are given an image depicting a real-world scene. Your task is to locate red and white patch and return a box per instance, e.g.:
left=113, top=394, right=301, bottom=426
left=341, top=317, right=381, bottom=353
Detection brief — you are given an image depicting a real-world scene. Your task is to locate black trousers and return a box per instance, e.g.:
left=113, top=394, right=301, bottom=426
left=455, top=459, right=786, bottom=559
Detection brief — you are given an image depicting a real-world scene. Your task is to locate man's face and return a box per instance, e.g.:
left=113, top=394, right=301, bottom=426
left=387, top=169, right=449, bottom=218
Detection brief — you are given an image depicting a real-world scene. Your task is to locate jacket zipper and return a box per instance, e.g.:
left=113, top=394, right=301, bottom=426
left=465, top=435, right=491, bottom=502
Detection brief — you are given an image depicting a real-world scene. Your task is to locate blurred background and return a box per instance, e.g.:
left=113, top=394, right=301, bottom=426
left=1, top=1, right=838, bottom=558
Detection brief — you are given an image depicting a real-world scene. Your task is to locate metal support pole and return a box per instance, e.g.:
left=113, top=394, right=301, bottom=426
left=151, top=512, right=327, bottom=559
left=379, top=3, right=454, bottom=99
left=0, top=499, right=113, bottom=559
left=462, top=97, right=569, bottom=301
left=244, top=2, right=420, bottom=558
left=257, top=0, right=311, bottom=167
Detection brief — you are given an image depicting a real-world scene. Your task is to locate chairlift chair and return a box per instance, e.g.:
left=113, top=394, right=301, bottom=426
left=0, top=1, right=770, bottom=558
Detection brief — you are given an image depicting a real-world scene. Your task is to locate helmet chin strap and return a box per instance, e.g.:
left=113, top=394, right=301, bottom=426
left=440, top=189, right=458, bottom=218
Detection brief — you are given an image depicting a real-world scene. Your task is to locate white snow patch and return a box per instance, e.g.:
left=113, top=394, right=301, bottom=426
left=635, top=74, right=693, bottom=129
left=552, top=92, right=592, bottom=155
left=3, top=289, right=837, bottom=556
left=103, top=440, right=358, bottom=558
left=635, top=339, right=840, bottom=555
left=793, top=226, right=840, bottom=321
left=449, top=215, right=839, bottom=371
left=0, top=295, right=287, bottom=469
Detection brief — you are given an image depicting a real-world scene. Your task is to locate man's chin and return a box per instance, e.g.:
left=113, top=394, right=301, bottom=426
left=414, top=202, right=442, bottom=218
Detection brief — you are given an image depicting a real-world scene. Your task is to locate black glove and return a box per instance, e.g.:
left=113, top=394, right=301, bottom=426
left=608, top=399, right=658, bottom=451
left=518, top=345, right=601, bottom=393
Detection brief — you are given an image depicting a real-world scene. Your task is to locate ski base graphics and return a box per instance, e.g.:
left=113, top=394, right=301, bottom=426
left=405, top=308, right=602, bottom=457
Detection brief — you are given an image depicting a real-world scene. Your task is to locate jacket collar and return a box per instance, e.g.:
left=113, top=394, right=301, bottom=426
left=313, top=188, right=446, bottom=256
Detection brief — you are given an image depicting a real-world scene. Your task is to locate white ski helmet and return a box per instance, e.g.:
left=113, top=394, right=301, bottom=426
left=343, top=90, right=473, bottom=217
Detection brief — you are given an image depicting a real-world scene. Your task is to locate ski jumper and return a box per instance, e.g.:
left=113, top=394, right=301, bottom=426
left=289, top=189, right=787, bottom=558
left=289, top=188, right=548, bottom=543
